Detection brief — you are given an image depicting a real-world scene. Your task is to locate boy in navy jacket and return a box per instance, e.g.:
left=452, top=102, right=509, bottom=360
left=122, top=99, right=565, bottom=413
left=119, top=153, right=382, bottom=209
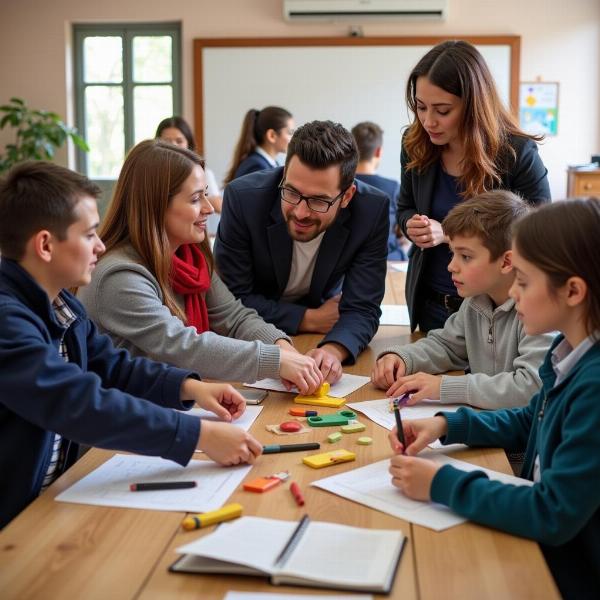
left=0, top=161, right=262, bottom=528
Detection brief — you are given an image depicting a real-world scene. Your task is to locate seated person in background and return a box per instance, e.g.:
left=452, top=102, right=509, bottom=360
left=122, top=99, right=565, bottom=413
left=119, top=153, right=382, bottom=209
left=155, top=115, right=222, bottom=213
left=79, top=140, right=322, bottom=395
left=0, top=161, right=262, bottom=528
left=351, top=121, right=409, bottom=260
left=223, top=106, right=294, bottom=184
left=215, top=120, right=389, bottom=382
left=372, top=190, right=554, bottom=409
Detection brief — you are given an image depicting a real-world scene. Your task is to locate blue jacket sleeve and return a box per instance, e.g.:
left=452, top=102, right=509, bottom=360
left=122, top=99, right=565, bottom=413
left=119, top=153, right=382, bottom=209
left=0, top=303, right=200, bottom=466
left=433, top=386, right=600, bottom=545
left=318, top=195, right=388, bottom=362
left=215, top=184, right=308, bottom=333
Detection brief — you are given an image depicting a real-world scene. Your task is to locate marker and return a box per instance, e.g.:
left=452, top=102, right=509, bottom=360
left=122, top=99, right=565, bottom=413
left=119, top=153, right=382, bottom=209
left=129, top=481, right=196, bottom=492
left=263, top=443, right=321, bottom=454
left=290, top=481, right=305, bottom=506
left=181, top=502, right=243, bottom=530
left=393, top=398, right=406, bottom=453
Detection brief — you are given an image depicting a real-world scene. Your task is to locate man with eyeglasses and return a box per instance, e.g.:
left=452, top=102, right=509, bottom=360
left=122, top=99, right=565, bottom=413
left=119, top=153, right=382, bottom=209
left=215, top=120, right=389, bottom=382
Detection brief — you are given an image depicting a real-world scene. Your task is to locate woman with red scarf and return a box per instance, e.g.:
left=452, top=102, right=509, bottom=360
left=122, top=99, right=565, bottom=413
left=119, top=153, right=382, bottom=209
left=79, top=140, right=323, bottom=394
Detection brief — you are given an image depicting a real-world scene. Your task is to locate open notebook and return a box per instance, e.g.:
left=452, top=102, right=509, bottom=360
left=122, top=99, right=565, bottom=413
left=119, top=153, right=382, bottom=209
left=171, top=516, right=405, bottom=593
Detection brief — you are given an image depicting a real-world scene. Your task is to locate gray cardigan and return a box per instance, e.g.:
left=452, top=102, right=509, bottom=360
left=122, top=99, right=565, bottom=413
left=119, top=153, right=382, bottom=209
left=378, top=294, right=555, bottom=409
left=79, top=245, right=291, bottom=382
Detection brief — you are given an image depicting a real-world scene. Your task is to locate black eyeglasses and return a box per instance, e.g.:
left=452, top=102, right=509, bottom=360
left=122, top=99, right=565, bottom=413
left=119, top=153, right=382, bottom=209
left=278, top=180, right=348, bottom=213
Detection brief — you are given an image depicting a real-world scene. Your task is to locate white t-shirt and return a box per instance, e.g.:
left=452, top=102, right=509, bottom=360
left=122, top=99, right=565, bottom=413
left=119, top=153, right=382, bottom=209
left=282, top=232, right=326, bottom=302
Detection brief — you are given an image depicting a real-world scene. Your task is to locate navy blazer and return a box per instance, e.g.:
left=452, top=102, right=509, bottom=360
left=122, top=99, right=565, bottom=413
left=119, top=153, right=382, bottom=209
left=233, top=151, right=274, bottom=180
left=397, top=134, right=551, bottom=331
left=0, top=259, right=200, bottom=527
left=214, top=168, right=389, bottom=363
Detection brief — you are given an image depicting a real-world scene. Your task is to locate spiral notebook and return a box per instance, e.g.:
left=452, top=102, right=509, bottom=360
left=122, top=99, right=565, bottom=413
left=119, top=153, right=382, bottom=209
left=171, top=515, right=405, bottom=593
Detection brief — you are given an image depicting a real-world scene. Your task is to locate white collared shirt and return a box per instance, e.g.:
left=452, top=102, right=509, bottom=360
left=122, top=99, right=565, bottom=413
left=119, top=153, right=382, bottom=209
left=255, top=146, right=278, bottom=168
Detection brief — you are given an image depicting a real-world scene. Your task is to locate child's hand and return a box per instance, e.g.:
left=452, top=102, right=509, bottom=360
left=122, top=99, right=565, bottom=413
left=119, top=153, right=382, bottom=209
left=197, top=421, right=263, bottom=466
left=386, top=372, right=442, bottom=403
left=279, top=350, right=324, bottom=395
left=388, top=454, right=440, bottom=501
left=182, top=380, right=246, bottom=421
left=388, top=416, right=448, bottom=455
left=371, top=353, right=406, bottom=390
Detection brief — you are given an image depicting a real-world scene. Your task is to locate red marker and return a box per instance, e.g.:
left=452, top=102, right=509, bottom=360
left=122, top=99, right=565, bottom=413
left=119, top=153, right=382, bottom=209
left=290, top=481, right=305, bottom=506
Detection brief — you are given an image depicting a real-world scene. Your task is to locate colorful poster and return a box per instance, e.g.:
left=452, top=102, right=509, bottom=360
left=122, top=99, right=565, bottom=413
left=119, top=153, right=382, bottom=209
left=519, top=82, right=559, bottom=136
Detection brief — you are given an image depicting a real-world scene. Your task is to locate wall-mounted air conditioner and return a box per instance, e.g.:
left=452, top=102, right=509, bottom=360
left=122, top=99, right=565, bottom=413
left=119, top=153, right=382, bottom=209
left=283, top=0, right=448, bottom=22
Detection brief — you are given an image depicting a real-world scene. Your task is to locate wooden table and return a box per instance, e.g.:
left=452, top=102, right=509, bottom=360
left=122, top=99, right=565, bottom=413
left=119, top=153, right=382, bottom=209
left=0, top=266, right=560, bottom=600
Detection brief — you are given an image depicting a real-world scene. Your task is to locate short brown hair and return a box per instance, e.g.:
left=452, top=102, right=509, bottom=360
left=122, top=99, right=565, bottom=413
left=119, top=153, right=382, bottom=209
left=351, top=121, right=383, bottom=162
left=0, top=161, right=100, bottom=260
left=443, top=190, right=529, bottom=260
left=285, top=120, right=358, bottom=192
left=513, top=198, right=600, bottom=336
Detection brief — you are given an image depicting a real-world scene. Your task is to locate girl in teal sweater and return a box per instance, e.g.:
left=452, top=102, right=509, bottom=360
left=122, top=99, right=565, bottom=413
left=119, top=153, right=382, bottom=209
left=388, top=198, right=600, bottom=599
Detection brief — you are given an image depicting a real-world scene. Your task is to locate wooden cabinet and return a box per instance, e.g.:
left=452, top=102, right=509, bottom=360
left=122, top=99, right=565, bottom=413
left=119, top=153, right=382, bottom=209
left=567, top=167, right=600, bottom=198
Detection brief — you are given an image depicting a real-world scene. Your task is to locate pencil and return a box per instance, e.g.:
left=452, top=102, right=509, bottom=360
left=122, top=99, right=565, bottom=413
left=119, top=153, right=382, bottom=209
left=393, top=398, right=406, bottom=453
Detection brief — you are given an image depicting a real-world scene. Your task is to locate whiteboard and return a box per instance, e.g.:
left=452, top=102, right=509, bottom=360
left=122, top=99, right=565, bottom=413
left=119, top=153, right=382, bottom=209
left=195, top=38, right=518, bottom=187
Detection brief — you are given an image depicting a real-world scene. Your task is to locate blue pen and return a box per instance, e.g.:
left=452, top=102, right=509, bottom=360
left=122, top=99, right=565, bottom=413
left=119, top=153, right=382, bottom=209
left=392, top=397, right=406, bottom=453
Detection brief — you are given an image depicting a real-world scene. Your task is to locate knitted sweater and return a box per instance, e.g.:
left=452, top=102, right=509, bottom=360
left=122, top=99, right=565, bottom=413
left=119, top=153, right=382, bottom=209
left=79, top=245, right=291, bottom=382
left=378, top=295, right=554, bottom=408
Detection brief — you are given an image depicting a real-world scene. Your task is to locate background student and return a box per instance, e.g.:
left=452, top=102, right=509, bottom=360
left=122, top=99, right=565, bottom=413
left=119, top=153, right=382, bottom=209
left=388, top=199, right=600, bottom=600
left=352, top=121, right=409, bottom=260
left=79, top=140, right=323, bottom=394
left=155, top=115, right=222, bottom=213
left=398, top=40, right=550, bottom=333
left=0, top=161, right=262, bottom=528
left=372, top=191, right=553, bottom=409
left=223, top=106, right=294, bottom=184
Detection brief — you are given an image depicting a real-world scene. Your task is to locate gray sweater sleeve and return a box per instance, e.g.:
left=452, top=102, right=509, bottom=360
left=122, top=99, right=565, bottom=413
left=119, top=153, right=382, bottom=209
left=83, top=262, right=282, bottom=383
left=439, top=331, right=552, bottom=409
left=378, top=306, right=470, bottom=374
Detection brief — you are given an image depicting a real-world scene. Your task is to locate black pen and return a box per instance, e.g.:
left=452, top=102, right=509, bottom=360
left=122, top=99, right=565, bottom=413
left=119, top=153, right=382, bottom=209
left=393, top=398, right=406, bottom=453
left=263, top=443, right=320, bottom=454
left=129, top=481, right=197, bottom=491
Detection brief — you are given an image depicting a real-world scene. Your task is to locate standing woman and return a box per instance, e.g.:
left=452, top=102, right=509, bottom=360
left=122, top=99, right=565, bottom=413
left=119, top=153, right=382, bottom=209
left=224, top=106, right=294, bottom=183
left=398, top=40, right=550, bottom=332
left=79, top=140, right=322, bottom=394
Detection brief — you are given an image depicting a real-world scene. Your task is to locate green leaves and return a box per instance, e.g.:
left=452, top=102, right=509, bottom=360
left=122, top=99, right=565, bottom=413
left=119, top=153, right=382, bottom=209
left=0, top=97, right=89, bottom=173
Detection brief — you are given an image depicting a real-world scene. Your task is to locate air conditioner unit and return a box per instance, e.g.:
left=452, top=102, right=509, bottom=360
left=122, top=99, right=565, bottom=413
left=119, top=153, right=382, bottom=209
left=283, top=0, right=448, bottom=22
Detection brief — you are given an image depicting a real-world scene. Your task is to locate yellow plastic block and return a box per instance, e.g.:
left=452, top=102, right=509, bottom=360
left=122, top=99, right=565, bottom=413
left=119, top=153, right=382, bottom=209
left=341, top=422, right=366, bottom=434
left=294, top=381, right=346, bottom=408
left=327, top=432, right=342, bottom=443
left=303, top=449, right=356, bottom=469
left=357, top=436, right=373, bottom=445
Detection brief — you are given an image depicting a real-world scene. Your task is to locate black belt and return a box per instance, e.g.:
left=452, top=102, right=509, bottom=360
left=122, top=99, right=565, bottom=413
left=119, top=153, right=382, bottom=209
left=425, top=289, right=463, bottom=312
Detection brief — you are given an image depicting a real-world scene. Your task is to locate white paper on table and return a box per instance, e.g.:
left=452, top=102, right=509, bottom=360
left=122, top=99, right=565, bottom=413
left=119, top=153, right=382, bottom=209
left=185, top=405, right=262, bottom=432
left=225, top=592, right=373, bottom=600
left=389, top=261, right=409, bottom=272
left=347, top=398, right=468, bottom=450
left=379, top=305, right=410, bottom=326
left=55, top=454, right=251, bottom=513
left=244, top=373, right=370, bottom=398
left=311, top=452, right=533, bottom=531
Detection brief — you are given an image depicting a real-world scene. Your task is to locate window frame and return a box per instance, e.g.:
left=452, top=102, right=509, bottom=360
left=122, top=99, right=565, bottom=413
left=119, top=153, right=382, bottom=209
left=73, top=22, right=182, bottom=178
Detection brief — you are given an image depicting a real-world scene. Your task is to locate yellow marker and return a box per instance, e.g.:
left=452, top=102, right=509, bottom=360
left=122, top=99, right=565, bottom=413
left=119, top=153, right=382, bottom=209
left=181, top=502, right=243, bottom=530
left=294, top=381, right=346, bottom=408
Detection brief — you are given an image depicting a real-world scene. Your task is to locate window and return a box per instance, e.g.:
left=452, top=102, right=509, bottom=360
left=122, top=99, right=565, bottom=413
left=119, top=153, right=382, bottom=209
left=73, top=23, right=181, bottom=179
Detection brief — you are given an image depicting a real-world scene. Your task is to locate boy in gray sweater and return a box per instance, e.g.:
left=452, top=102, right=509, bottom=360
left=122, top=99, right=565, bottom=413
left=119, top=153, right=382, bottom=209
left=371, top=190, right=554, bottom=409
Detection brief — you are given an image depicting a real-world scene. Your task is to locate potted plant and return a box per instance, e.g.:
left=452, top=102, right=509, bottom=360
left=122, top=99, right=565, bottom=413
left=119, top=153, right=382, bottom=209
left=0, top=97, right=89, bottom=173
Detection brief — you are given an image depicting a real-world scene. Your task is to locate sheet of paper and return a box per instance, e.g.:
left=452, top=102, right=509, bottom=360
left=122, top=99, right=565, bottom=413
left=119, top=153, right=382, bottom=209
left=184, top=405, right=263, bottom=432
left=244, top=373, right=370, bottom=398
left=389, top=261, right=409, bottom=272
left=311, top=452, right=533, bottom=531
left=55, top=454, right=251, bottom=513
left=225, top=594, right=373, bottom=600
left=379, top=305, right=410, bottom=326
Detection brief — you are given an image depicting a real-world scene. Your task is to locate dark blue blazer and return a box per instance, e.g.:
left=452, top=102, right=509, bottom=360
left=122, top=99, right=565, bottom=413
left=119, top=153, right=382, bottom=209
left=214, top=168, right=389, bottom=363
left=355, top=173, right=406, bottom=260
left=0, top=259, right=200, bottom=528
left=233, top=151, right=274, bottom=180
